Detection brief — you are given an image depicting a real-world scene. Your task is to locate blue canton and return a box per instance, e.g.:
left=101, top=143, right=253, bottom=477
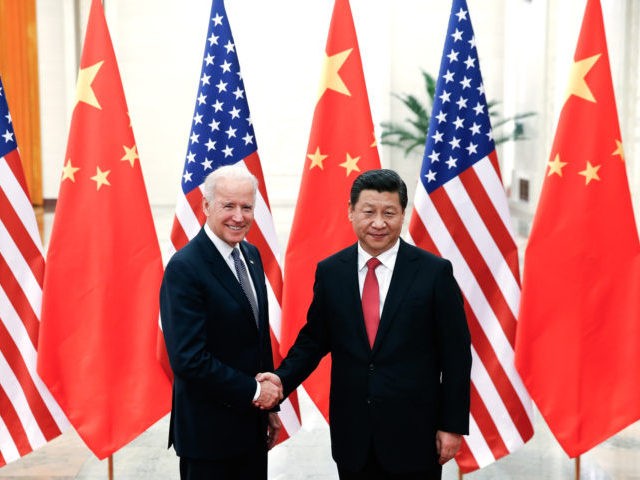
left=0, top=79, right=17, bottom=159
left=421, top=0, right=495, bottom=193
left=181, top=0, right=257, bottom=195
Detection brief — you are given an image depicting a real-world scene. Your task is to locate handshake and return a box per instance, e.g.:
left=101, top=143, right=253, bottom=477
left=253, top=372, right=283, bottom=410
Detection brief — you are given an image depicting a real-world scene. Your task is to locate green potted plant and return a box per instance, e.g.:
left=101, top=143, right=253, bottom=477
left=381, top=71, right=535, bottom=156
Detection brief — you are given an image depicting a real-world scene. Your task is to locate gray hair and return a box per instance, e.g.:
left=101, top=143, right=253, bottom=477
left=203, top=164, right=259, bottom=201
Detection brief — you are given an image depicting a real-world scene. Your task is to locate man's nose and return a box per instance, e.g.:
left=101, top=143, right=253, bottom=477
left=371, top=214, right=385, bottom=227
left=231, top=207, right=244, bottom=221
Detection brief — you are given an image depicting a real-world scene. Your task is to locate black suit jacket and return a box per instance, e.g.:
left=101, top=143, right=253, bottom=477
left=160, top=228, right=274, bottom=460
left=276, top=239, right=471, bottom=474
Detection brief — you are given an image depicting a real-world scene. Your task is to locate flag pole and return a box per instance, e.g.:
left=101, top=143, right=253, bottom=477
left=108, top=455, right=114, bottom=480
left=458, top=467, right=463, bottom=479
left=575, top=456, right=580, bottom=480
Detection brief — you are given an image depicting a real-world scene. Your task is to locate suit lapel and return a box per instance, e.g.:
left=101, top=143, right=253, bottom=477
left=195, top=229, right=258, bottom=330
left=339, top=244, right=372, bottom=351
left=372, top=239, right=418, bottom=352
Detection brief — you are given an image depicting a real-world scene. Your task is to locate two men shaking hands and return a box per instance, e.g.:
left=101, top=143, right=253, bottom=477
left=253, top=372, right=283, bottom=410
left=161, top=167, right=471, bottom=480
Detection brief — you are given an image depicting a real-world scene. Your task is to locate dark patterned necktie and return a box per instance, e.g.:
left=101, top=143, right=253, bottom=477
left=231, top=248, right=258, bottom=325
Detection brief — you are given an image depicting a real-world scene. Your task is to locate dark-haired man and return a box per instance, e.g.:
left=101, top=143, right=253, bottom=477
left=259, top=169, right=471, bottom=479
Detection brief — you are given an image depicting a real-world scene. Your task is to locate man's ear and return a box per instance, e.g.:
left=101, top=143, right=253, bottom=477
left=347, top=202, right=354, bottom=222
left=202, top=197, right=210, bottom=217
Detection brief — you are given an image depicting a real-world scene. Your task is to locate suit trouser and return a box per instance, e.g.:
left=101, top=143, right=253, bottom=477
left=337, top=443, right=442, bottom=480
left=179, top=447, right=267, bottom=480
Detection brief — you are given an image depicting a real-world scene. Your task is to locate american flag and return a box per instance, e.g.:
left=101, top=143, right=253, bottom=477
left=407, top=0, right=534, bottom=472
left=0, top=78, right=68, bottom=466
left=167, top=0, right=301, bottom=439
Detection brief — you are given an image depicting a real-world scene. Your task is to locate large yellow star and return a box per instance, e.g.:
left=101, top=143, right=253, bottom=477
left=76, top=61, right=104, bottom=109
left=564, top=54, right=600, bottom=104
left=339, top=153, right=361, bottom=176
left=317, top=48, right=352, bottom=102
left=612, top=139, right=625, bottom=162
left=90, top=166, right=111, bottom=190
left=307, top=146, right=328, bottom=170
left=578, top=161, right=601, bottom=185
left=121, top=144, right=139, bottom=167
left=61, top=159, right=80, bottom=182
left=547, top=154, right=568, bottom=177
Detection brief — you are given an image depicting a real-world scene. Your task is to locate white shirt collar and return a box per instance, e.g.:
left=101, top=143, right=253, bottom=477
left=204, top=223, right=237, bottom=260
left=357, top=238, right=400, bottom=271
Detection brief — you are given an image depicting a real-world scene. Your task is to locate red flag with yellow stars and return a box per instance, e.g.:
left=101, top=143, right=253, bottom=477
left=37, top=0, right=171, bottom=458
left=280, top=0, right=381, bottom=420
left=516, top=0, right=640, bottom=457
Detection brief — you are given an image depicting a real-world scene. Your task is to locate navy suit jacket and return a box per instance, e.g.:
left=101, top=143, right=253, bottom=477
left=276, top=239, right=471, bottom=474
left=160, top=228, right=274, bottom=460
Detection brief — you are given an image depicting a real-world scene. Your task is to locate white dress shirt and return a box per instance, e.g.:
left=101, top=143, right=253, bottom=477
left=203, top=224, right=258, bottom=302
left=357, top=239, right=400, bottom=314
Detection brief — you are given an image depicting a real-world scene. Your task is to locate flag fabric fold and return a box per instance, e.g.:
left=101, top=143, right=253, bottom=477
left=0, top=77, right=68, bottom=467
left=165, top=0, right=301, bottom=441
left=280, top=0, right=381, bottom=420
left=407, top=0, right=534, bottom=471
left=37, top=0, right=171, bottom=459
left=515, top=0, right=640, bottom=457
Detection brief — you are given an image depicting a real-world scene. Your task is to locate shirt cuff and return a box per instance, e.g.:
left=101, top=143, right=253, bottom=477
left=253, top=379, right=261, bottom=401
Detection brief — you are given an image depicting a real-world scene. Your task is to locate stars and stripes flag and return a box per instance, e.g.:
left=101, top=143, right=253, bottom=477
left=0, top=77, right=68, bottom=465
left=165, top=0, right=301, bottom=440
left=407, top=0, right=534, bottom=472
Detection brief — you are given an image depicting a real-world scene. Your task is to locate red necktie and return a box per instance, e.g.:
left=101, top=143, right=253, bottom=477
left=362, top=257, right=382, bottom=348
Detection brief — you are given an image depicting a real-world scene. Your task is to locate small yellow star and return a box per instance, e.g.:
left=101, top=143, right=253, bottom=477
left=612, top=139, right=625, bottom=162
left=564, top=54, right=600, bottom=104
left=317, top=48, right=352, bottom=102
left=121, top=144, right=139, bottom=167
left=61, top=159, right=80, bottom=182
left=76, top=61, right=104, bottom=109
left=547, top=154, right=568, bottom=177
left=90, top=166, right=111, bottom=190
left=307, top=146, right=328, bottom=170
left=578, top=161, right=601, bottom=185
left=370, top=131, right=377, bottom=148
left=339, top=153, right=361, bottom=176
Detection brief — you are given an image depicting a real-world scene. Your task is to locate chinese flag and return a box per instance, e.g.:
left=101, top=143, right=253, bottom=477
left=280, top=0, right=381, bottom=419
left=515, top=0, right=640, bottom=457
left=37, top=0, right=171, bottom=458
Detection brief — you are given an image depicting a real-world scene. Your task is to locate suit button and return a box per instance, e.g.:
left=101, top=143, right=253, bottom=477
left=368, top=363, right=374, bottom=374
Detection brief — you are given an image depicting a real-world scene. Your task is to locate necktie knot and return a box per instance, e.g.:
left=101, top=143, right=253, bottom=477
left=367, top=257, right=381, bottom=271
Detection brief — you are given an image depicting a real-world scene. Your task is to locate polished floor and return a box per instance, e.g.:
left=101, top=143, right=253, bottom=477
left=2, top=205, right=640, bottom=479
left=3, top=389, right=640, bottom=480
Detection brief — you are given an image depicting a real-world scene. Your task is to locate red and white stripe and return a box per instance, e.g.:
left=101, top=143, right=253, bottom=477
left=408, top=152, right=533, bottom=471
left=0, top=150, right=68, bottom=466
left=168, top=156, right=301, bottom=439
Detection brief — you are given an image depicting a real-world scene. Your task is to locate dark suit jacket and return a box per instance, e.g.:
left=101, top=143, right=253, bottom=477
left=160, top=228, right=274, bottom=460
left=276, top=239, right=471, bottom=474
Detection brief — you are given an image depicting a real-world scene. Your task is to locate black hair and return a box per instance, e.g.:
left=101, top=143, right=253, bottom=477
left=349, top=169, right=408, bottom=210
